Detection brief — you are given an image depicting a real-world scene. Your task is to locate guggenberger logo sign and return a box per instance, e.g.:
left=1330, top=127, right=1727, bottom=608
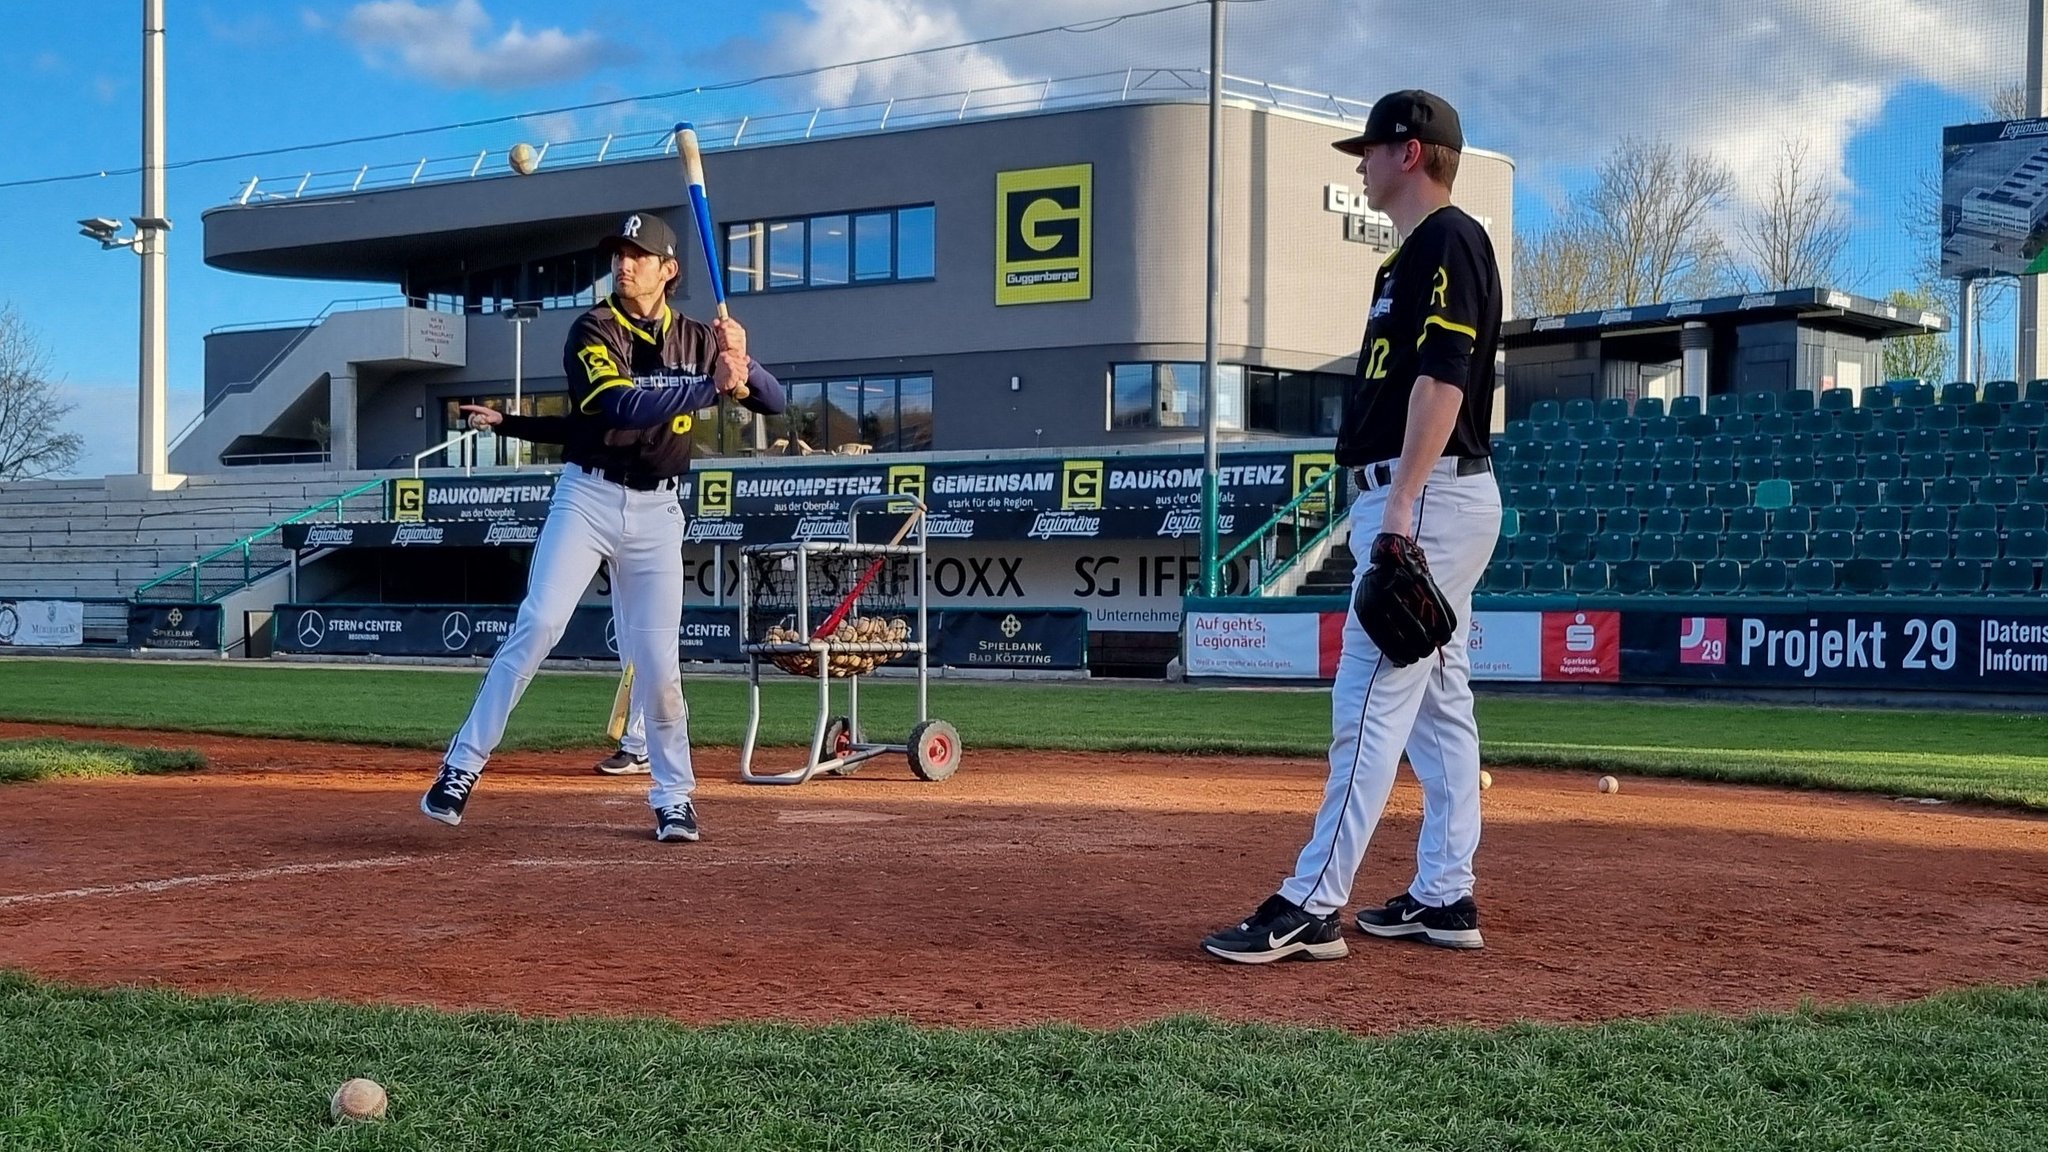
left=996, top=164, right=1092, bottom=305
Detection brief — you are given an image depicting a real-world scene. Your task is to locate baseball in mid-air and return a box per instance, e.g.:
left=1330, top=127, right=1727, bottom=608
left=1597, top=775, right=1620, bottom=794
left=330, top=1078, right=388, bottom=1123
left=509, top=142, right=538, bottom=174
left=1479, top=770, right=1492, bottom=791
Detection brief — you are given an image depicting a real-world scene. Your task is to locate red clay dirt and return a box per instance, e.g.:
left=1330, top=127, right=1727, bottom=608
left=3, top=720, right=2046, bottom=1034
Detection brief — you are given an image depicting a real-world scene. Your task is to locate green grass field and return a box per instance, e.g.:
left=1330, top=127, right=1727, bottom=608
left=2, top=659, right=2047, bottom=807
left=3, top=973, right=2047, bottom=1150
left=0, top=737, right=203, bottom=784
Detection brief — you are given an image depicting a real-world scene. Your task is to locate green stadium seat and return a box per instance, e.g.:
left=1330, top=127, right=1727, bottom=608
left=1500, top=460, right=1542, bottom=485
left=1677, top=531, right=1721, bottom=562
left=1957, top=504, right=2000, bottom=532
left=1880, top=407, right=1917, bottom=433
left=1737, top=457, right=1776, bottom=484
left=1583, top=439, right=1623, bottom=465
left=1483, top=561, right=1525, bottom=593
left=1953, top=452, right=1993, bottom=479
left=1529, top=399, right=1563, bottom=423
left=1559, top=508, right=1602, bottom=535
left=1633, top=397, right=1666, bottom=419
left=1725, top=531, right=1766, bottom=563
left=1654, top=559, right=1699, bottom=593
left=1979, top=476, right=2020, bottom=505
left=1906, top=529, right=1951, bottom=561
left=1656, top=461, right=1696, bottom=487
left=1965, top=402, right=2004, bottom=429
left=1511, top=535, right=1552, bottom=562
left=1936, top=559, right=1985, bottom=593
left=1734, top=433, right=1772, bottom=457
left=1793, top=558, right=1838, bottom=593
left=1593, top=531, right=1635, bottom=563
left=1536, top=420, right=1571, bottom=442
left=1726, top=507, right=1769, bottom=534
left=1766, top=530, right=1809, bottom=561
left=1796, top=410, right=1833, bottom=436
left=1743, top=558, right=1791, bottom=593
left=1868, top=429, right=1906, bottom=455
left=1888, top=558, right=1937, bottom=595
left=1502, top=421, right=1536, bottom=444
left=1659, top=435, right=1699, bottom=462
left=1616, top=462, right=1658, bottom=489
left=1542, top=462, right=1583, bottom=486
left=1506, top=483, right=1548, bottom=509
left=1778, top=506, right=1822, bottom=532
left=1634, top=483, right=1673, bottom=510
left=1636, top=532, right=1678, bottom=564
left=2008, top=530, right=2048, bottom=560
left=1813, top=530, right=1855, bottom=563
left=1569, top=419, right=1604, bottom=441
left=1564, top=398, right=1597, bottom=423
left=1621, top=438, right=1660, bottom=463
left=1698, top=435, right=1735, bottom=461
left=1949, top=428, right=1989, bottom=454
left=1708, top=393, right=1741, bottom=419
left=1906, top=505, right=1952, bottom=533
left=1698, top=559, right=1743, bottom=594
left=1492, top=535, right=1513, bottom=563
left=1682, top=413, right=1720, bottom=437
left=1903, top=428, right=1942, bottom=455
left=1885, top=478, right=1926, bottom=506
left=2028, top=476, right=2048, bottom=503
left=1779, top=455, right=1816, bottom=482
left=1611, top=559, right=1655, bottom=595
left=1596, top=398, right=1630, bottom=422
left=2008, top=505, right=2048, bottom=533
left=1640, top=415, right=1679, bottom=439
left=1637, top=508, right=1681, bottom=535
left=1549, top=440, right=1585, bottom=465
left=1860, top=453, right=1903, bottom=481
left=1853, top=505, right=1900, bottom=533
left=2029, top=380, right=2048, bottom=402
left=1710, top=481, right=1751, bottom=508
left=1843, top=479, right=1884, bottom=507
left=1553, top=531, right=1595, bottom=564
left=1669, top=482, right=1709, bottom=509
left=1499, top=508, right=1522, bottom=539
left=1670, top=395, right=1703, bottom=419
left=1758, top=412, right=1798, bottom=438
left=1570, top=560, right=1610, bottom=591
left=1837, top=408, right=1876, bottom=435
left=1985, top=380, right=2021, bottom=405
left=1940, top=381, right=1977, bottom=406
left=1818, top=431, right=1857, bottom=456
left=1819, top=388, right=1856, bottom=411
left=1751, top=478, right=1792, bottom=509
left=1526, top=560, right=1568, bottom=592
left=1741, top=390, right=1777, bottom=415
left=1996, top=450, right=2039, bottom=478
left=1905, top=383, right=1938, bottom=407
left=1930, top=477, right=1975, bottom=507
left=2011, top=400, right=2047, bottom=428
left=1783, top=389, right=1816, bottom=413
left=1988, top=559, right=2039, bottom=595
left=1957, top=529, right=2002, bottom=561
left=1794, top=479, right=1836, bottom=507
left=1839, top=558, right=1887, bottom=595
left=1516, top=508, right=1556, bottom=536
left=1548, top=485, right=1585, bottom=509
left=1591, top=481, right=1632, bottom=508
left=1697, top=458, right=1737, bottom=484
left=1868, top=383, right=1904, bottom=407
left=1919, top=405, right=1960, bottom=431
left=1906, top=452, right=1948, bottom=479
left=1780, top=433, right=1815, bottom=457
left=1856, top=530, right=1902, bottom=562
left=1817, top=454, right=1860, bottom=482
left=1993, top=426, right=2035, bottom=453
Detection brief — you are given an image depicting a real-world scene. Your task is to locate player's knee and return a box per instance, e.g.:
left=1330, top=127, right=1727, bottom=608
left=647, top=683, right=687, bottom=725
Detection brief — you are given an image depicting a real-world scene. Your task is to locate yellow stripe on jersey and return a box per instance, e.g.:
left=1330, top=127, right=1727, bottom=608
left=579, top=377, right=633, bottom=415
left=1416, top=313, right=1479, bottom=349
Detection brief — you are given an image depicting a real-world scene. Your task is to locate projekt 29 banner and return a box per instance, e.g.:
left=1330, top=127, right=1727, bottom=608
left=1622, top=609, right=2048, bottom=691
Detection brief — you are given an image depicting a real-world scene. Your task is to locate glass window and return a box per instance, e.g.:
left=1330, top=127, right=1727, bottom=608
left=1277, top=372, right=1313, bottom=436
left=826, top=379, right=862, bottom=448
left=896, top=375, right=933, bottom=450
left=853, top=212, right=893, bottom=280
left=726, top=223, right=762, bottom=295
left=856, top=376, right=895, bottom=448
left=1154, top=364, right=1203, bottom=428
left=767, top=219, right=806, bottom=289
left=1246, top=369, right=1280, bottom=433
left=1313, top=374, right=1348, bottom=436
left=1215, top=365, right=1244, bottom=433
left=896, top=206, right=935, bottom=279
left=809, top=214, right=849, bottom=287
left=781, top=381, right=825, bottom=454
left=1111, top=365, right=1155, bottom=430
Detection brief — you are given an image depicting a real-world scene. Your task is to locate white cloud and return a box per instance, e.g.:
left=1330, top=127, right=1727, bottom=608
left=342, top=0, right=609, bottom=90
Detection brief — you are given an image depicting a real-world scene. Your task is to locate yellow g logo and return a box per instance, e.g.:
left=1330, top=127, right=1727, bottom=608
left=1292, top=452, right=1336, bottom=514
left=1061, top=460, right=1104, bottom=509
left=577, top=343, right=622, bottom=382
left=995, top=164, right=1092, bottom=305
left=697, top=470, right=733, bottom=517
left=392, top=478, right=425, bottom=522
left=887, top=464, right=926, bottom=501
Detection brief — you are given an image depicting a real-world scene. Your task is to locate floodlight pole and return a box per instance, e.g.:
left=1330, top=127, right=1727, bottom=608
left=1199, top=0, right=1224, bottom=597
left=138, top=0, right=170, bottom=479
left=1960, top=278, right=1979, bottom=386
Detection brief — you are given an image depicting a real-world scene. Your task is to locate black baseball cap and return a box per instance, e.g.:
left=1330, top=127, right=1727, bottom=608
left=597, top=212, right=678, bottom=259
left=1332, top=90, right=1464, bottom=156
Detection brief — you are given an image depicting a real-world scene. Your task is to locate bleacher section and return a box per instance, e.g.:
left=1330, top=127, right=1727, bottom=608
left=1480, top=380, right=2048, bottom=598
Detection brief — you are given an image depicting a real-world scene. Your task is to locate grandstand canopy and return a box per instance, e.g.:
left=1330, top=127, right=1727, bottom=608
left=1503, top=288, right=1947, bottom=345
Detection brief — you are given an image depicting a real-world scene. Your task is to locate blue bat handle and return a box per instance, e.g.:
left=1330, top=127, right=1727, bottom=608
left=689, top=185, right=725, bottom=308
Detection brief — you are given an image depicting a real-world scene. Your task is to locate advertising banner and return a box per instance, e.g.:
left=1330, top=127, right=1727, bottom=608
left=1542, top=610, right=1622, bottom=683
left=127, top=603, right=222, bottom=651
left=1942, top=118, right=2048, bottom=279
left=1468, top=611, right=1542, bottom=681
left=1624, top=609, right=2048, bottom=691
left=1183, top=609, right=1332, bottom=679
left=0, top=599, right=85, bottom=647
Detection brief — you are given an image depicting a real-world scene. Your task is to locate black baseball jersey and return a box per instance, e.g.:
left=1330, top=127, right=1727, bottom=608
left=559, top=296, right=721, bottom=483
left=1335, top=205, right=1501, bottom=467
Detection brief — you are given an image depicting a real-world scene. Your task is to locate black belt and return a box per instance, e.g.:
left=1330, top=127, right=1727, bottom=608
left=1352, top=456, right=1492, bottom=490
left=576, top=463, right=680, bottom=492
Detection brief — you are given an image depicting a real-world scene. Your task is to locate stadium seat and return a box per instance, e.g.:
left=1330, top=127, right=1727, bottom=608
left=1861, top=453, right=1904, bottom=482
left=1794, top=558, right=1838, bottom=593
left=1758, top=412, right=1799, bottom=438
left=1796, top=410, right=1834, bottom=436
left=1905, top=382, right=1938, bottom=407
left=1905, top=452, right=1948, bottom=480
left=1483, top=561, right=1525, bottom=593
left=1930, top=477, right=1976, bottom=507
left=1752, top=479, right=1793, bottom=510
left=1564, top=398, right=1597, bottom=422
left=1985, top=380, right=2021, bottom=405
left=1837, top=409, right=1876, bottom=435
left=1903, top=428, right=1943, bottom=455
left=1559, top=507, right=1603, bottom=536
left=1541, top=462, right=1582, bottom=487
left=1813, top=529, right=1856, bottom=562
left=1992, top=426, right=2034, bottom=454
left=2011, top=400, right=2047, bottom=429
left=1881, top=407, right=1917, bottom=433
left=1725, top=507, right=1769, bottom=534
left=1506, top=484, right=1548, bottom=509
left=1819, top=388, right=1856, bottom=411
left=1491, top=535, right=1513, bottom=564
left=1940, top=381, right=1976, bottom=406
left=1953, top=452, right=1993, bottom=479
left=1988, top=559, right=2039, bottom=595
left=1640, top=507, right=1684, bottom=535
left=1529, top=399, right=1563, bottom=424
left=1549, top=485, right=1586, bottom=510
left=2030, top=380, right=2048, bottom=403
left=1795, top=479, right=1836, bottom=507
left=1621, top=437, right=1660, bottom=463
left=1511, top=535, right=1552, bottom=562
left=1549, top=440, right=1585, bottom=465
left=1996, top=450, right=2039, bottom=478
left=1669, top=395, right=1703, bottom=419
left=1957, top=529, right=2002, bottom=561
left=1736, top=433, right=1774, bottom=457
left=1817, top=431, right=1858, bottom=457
left=1518, top=508, right=1559, bottom=536
left=1711, top=481, right=1751, bottom=508
left=1842, top=479, right=1884, bottom=508
left=1634, top=531, right=1677, bottom=564
left=2008, top=529, right=2048, bottom=560
left=1656, top=462, right=1696, bottom=488
left=1696, top=458, right=1737, bottom=484
left=1526, top=561, right=1568, bottom=592
left=1936, top=559, right=1985, bottom=593
left=1698, top=435, right=1736, bottom=461
left=1500, top=460, right=1541, bottom=485
left=1957, top=504, right=2001, bottom=533
left=1979, top=476, right=2020, bottom=505
left=1778, top=455, right=1816, bottom=483
left=1553, top=531, right=1595, bottom=564
left=2008, top=504, right=2048, bottom=533
left=1817, top=454, right=1860, bottom=482
left=1633, top=396, right=1667, bottom=419
left=1682, top=413, right=1720, bottom=437
left=1884, top=478, right=1926, bottom=507
left=1582, top=438, right=1623, bottom=465
left=1919, top=405, right=1960, bottom=431
left=1616, top=461, right=1658, bottom=489
left=1766, top=530, right=1809, bottom=561
left=1593, top=531, right=1635, bottom=563
left=1676, top=531, right=1721, bottom=563
left=1737, top=457, right=1776, bottom=484
left=1725, top=531, right=1766, bottom=563
left=1864, top=430, right=1904, bottom=456
left=1651, top=559, right=1697, bottom=593
left=1780, top=433, right=1815, bottom=458
left=1855, top=505, right=1903, bottom=533
left=1640, top=415, right=1679, bottom=439
left=1535, top=420, right=1572, bottom=443
left=1698, top=559, right=1743, bottom=594
left=1777, top=505, right=1822, bottom=532
left=1949, top=428, right=1988, bottom=454
left=1708, top=393, right=1741, bottom=419
left=1741, top=390, right=1776, bottom=415
left=1591, top=481, right=1632, bottom=508
left=1887, top=558, right=1937, bottom=595
left=1965, top=402, right=2004, bottom=429
left=1570, top=560, right=1610, bottom=591
left=1662, top=434, right=1702, bottom=461
left=1839, top=557, right=1887, bottom=595
left=1668, top=482, right=1708, bottom=509
left=1502, top=421, right=1535, bottom=444
left=1611, top=560, right=1655, bottom=595
left=1906, top=505, right=1951, bottom=533
left=2027, top=476, right=2048, bottom=503
left=1781, top=389, right=1816, bottom=414
left=1569, top=419, right=1605, bottom=441
left=1906, top=529, right=1951, bottom=561
left=1597, top=398, right=1630, bottom=422
left=1856, top=530, right=1902, bottom=562
left=1743, top=558, right=1791, bottom=593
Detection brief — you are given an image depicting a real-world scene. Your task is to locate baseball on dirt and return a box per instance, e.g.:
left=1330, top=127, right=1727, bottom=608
left=1597, top=775, right=1620, bottom=794
left=508, top=142, right=539, bottom=174
left=1479, top=770, right=1492, bottom=791
left=330, top=1078, right=388, bottom=1123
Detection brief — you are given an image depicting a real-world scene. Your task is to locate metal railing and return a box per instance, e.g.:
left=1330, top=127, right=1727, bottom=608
left=414, top=429, right=482, bottom=477
left=1213, top=466, right=1353, bottom=596
left=132, top=479, right=386, bottom=604
left=221, top=450, right=333, bottom=467
left=225, top=69, right=1377, bottom=204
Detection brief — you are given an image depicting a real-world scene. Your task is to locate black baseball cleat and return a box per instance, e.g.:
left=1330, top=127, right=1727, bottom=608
left=420, top=764, right=480, bottom=827
left=1201, top=894, right=1349, bottom=964
left=595, top=748, right=652, bottom=776
left=654, top=800, right=700, bottom=842
left=1355, top=893, right=1484, bottom=950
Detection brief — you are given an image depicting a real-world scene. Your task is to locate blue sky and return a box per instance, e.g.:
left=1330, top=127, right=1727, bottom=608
left=0, top=0, right=2023, bottom=478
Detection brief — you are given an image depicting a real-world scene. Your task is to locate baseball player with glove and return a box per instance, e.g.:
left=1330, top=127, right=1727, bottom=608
left=422, top=211, right=785, bottom=841
left=1204, top=90, right=1504, bottom=963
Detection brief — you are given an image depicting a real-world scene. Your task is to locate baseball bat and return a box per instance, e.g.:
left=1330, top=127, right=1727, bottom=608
left=674, top=122, right=748, bottom=401
left=814, top=508, right=925, bottom=640
left=606, top=662, right=635, bottom=742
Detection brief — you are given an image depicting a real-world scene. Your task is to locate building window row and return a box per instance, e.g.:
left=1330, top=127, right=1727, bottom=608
left=727, top=206, right=935, bottom=294
left=780, top=374, right=934, bottom=454
left=1110, top=362, right=1349, bottom=437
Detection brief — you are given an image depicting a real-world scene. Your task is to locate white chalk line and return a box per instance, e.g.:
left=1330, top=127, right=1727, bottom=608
left=0, top=855, right=424, bottom=909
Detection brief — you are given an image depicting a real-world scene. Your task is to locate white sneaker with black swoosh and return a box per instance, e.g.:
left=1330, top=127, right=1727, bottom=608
left=1201, top=894, right=1348, bottom=964
left=1355, top=892, right=1484, bottom=950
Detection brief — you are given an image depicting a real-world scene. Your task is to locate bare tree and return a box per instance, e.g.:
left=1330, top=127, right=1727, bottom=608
left=1741, top=138, right=1858, bottom=290
left=1514, top=212, right=1609, bottom=317
left=0, top=305, right=82, bottom=481
left=1881, top=287, right=1954, bottom=383
left=1992, top=80, right=2031, bottom=121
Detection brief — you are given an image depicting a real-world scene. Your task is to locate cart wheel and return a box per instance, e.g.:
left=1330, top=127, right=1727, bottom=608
left=907, top=719, right=962, bottom=781
left=821, top=715, right=860, bottom=775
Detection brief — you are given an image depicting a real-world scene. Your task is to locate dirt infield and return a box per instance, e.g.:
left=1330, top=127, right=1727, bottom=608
left=3, top=720, right=2046, bottom=1033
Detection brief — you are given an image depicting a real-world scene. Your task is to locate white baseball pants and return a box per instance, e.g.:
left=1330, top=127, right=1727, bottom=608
left=1279, top=459, right=1501, bottom=916
left=445, top=466, right=696, bottom=809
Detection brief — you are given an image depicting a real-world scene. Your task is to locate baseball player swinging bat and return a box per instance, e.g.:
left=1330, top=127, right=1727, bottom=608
left=674, top=122, right=748, bottom=402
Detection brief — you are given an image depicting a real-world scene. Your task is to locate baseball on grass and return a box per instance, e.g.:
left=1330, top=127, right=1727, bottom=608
left=1479, top=770, right=1492, bottom=791
left=330, top=1078, right=388, bottom=1123
left=1597, top=775, right=1620, bottom=794
left=508, top=142, right=538, bottom=174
